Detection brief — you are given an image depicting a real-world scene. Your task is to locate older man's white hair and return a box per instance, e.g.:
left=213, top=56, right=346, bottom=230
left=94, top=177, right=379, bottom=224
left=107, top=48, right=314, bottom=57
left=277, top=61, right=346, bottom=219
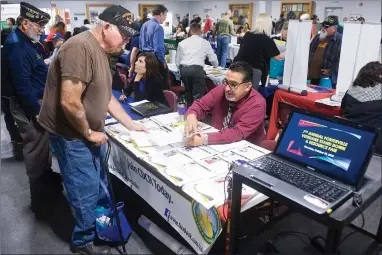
left=300, top=14, right=310, bottom=21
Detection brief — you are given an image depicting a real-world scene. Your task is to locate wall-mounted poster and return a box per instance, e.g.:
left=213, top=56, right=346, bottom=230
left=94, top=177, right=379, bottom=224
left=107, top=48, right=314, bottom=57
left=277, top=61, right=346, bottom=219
left=229, top=3, right=253, bottom=28
left=297, top=4, right=303, bottom=11
left=139, top=4, right=156, bottom=19
left=86, top=4, right=111, bottom=24
left=286, top=6, right=292, bottom=11
left=292, top=4, right=297, bottom=11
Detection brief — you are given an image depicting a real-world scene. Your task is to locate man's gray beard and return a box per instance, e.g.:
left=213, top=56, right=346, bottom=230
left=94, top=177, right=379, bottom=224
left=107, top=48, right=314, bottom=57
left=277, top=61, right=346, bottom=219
left=319, top=31, right=327, bottom=41
left=27, top=27, right=41, bottom=42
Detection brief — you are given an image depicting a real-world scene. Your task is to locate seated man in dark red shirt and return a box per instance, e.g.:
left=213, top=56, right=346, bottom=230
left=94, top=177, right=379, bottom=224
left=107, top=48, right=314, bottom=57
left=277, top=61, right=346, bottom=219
left=185, top=61, right=266, bottom=146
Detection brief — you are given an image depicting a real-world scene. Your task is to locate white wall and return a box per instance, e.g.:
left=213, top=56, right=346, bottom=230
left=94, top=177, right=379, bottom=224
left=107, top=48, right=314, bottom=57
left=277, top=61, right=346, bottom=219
left=50, top=1, right=188, bottom=30
left=271, top=1, right=381, bottom=23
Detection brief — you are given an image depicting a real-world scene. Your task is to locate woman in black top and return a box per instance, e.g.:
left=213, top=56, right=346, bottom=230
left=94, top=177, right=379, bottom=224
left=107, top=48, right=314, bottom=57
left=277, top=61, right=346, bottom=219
left=120, top=52, right=168, bottom=106
left=234, top=13, right=284, bottom=88
left=341, top=61, right=382, bottom=155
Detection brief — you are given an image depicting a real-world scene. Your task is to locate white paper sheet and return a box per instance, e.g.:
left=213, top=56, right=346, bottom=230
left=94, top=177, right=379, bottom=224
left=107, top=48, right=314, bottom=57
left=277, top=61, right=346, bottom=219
left=129, top=100, right=150, bottom=107
left=207, top=140, right=250, bottom=153
left=232, top=145, right=268, bottom=160
left=149, top=149, right=193, bottom=167
left=178, top=146, right=214, bottom=160
left=151, top=112, right=181, bottom=126
left=161, top=161, right=217, bottom=186
left=315, top=98, right=341, bottom=107
left=198, top=156, right=230, bottom=175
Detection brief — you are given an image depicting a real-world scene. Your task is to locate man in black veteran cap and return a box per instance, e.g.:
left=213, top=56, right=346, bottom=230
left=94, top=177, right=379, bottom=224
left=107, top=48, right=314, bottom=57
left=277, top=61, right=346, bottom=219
left=38, top=5, right=146, bottom=255
left=1, top=2, right=64, bottom=220
left=308, top=15, right=342, bottom=88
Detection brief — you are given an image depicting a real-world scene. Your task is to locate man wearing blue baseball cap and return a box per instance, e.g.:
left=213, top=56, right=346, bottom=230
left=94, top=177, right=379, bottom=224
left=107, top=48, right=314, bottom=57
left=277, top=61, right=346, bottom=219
left=1, top=2, right=64, bottom=220
left=39, top=5, right=147, bottom=254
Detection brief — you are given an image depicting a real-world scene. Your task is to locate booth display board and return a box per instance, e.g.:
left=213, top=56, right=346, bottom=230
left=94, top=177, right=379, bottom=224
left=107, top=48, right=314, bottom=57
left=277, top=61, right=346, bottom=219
left=283, top=20, right=312, bottom=92
left=335, top=22, right=382, bottom=98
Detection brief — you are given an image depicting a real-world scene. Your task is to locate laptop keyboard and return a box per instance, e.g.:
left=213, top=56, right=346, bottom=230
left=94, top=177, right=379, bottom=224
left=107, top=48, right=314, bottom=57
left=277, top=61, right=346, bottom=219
left=249, top=157, right=348, bottom=203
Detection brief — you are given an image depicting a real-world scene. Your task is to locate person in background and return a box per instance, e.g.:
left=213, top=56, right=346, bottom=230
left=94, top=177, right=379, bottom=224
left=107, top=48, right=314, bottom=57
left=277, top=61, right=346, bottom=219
left=44, top=34, right=64, bottom=65
left=273, top=21, right=288, bottom=42
left=63, top=31, right=71, bottom=41
left=127, top=22, right=142, bottom=79
left=341, top=61, right=382, bottom=155
left=182, top=14, right=190, bottom=29
left=120, top=52, right=167, bottom=105
left=72, top=27, right=80, bottom=36
left=2, top=2, right=62, bottom=219
left=287, top=11, right=297, bottom=20
left=173, top=23, right=186, bottom=38
left=1, top=17, right=23, bottom=160
left=176, top=23, right=218, bottom=106
left=1, top=17, right=16, bottom=45
left=191, top=16, right=202, bottom=26
left=308, top=15, right=342, bottom=88
left=84, top=18, right=91, bottom=28
left=214, top=10, right=235, bottom=68
left=274, top=13, right=285, bottom=35
left=140, top=4, right=168, bottom=89
left=299, top=13, right=310, bottom=20
left=38, top=5, right=147, bottom=254
left=234, top=13, right=284, bottom=89
left=312, top=15, right=322, bottom=38
left=6, top=17, right=16, bottom=27
left=46, top=21, right=66, bottom=42
left=357, top=17, right=366, bottom=22
left=185, top=61, right=266, bottom=146
left=203, top=13, right=213, bottom=34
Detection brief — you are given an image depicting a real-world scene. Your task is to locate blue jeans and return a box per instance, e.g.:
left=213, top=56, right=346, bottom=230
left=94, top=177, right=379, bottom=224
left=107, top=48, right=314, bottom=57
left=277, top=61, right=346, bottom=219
left=49, top=134, right=109, bottom=248
left=217, top=35, right=230, bottom=68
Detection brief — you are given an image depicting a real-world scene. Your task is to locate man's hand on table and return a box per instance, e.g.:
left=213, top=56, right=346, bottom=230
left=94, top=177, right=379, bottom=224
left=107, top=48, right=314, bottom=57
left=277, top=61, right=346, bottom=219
left=119, top=94, right=127, bottom=103
left=185, top=114, right=198, bottom=138
left=126, top=122, right=149, bottom=133
left=87, top=131, right=108, bottom=146
left=185, top=133, right=204, bottom=147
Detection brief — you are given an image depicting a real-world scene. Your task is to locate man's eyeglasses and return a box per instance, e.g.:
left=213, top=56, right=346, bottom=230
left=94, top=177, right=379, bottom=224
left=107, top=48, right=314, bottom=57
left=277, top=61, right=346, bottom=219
left=115, top=26, right=130, bottom=41
left=223, top=78, right=247, bottom=91
left=26, top=19, right=45, bottom=31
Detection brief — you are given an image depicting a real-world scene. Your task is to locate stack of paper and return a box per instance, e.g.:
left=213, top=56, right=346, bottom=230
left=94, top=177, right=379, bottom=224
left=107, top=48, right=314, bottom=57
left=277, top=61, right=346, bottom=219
left=162, top=161, right=217, bottom=186
left=151, top=112, right=180, bottom=126
left=129, top=100, right=150, bottom=107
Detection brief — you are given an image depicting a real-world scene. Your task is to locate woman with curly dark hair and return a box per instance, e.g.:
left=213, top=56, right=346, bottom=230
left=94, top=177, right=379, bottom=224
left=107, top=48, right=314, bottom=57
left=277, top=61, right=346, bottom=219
left=120, top=52, right=168, bottom=106
left=341, top=61, right=382, bottom=155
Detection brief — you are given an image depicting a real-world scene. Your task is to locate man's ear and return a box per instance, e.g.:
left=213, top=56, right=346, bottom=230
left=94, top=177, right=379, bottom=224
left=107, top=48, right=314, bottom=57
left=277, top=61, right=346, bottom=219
left=245, top=83, right=252, bottom=91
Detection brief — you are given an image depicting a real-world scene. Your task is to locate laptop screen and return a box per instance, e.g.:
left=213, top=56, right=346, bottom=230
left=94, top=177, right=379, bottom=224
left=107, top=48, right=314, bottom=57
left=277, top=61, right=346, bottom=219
left=275, top=112, right=376, bottom=186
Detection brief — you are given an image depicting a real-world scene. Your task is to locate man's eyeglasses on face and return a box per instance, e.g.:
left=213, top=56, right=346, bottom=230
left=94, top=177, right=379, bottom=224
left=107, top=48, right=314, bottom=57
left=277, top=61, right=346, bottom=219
left=114, top=26, right=130, bottom=41
left=223, top=78, right=247, bottom=91
left=27, top=20, right=45, bottom=31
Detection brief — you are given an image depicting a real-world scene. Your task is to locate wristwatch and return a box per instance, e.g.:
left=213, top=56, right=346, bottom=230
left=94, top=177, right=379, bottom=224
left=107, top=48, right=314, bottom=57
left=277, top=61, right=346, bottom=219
left=203, top=133, right=209, bottom=145
left=84, top=128, right=92, bottom=138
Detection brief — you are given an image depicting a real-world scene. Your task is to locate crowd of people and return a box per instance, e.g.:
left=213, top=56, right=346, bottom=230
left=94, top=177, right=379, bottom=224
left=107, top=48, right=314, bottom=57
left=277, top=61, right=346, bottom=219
left=1, top=2, right=381, bottom=255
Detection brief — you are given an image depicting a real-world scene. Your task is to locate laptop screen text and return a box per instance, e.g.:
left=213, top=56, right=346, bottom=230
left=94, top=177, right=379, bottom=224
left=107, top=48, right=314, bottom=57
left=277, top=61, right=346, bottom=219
left=275, top=112, right=376, bottom=186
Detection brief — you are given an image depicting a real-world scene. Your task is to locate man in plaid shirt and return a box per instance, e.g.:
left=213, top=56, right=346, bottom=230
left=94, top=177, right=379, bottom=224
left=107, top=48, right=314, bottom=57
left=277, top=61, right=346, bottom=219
left=308, top=15, right=342, bottom=89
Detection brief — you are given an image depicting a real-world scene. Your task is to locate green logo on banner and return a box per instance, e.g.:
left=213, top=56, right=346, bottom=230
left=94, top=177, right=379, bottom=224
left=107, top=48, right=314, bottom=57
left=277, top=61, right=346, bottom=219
left=191, top=200, right=221, bottom=244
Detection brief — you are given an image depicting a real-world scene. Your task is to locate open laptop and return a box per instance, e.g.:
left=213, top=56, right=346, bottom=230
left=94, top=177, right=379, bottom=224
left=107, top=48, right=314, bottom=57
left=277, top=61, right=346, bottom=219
left=243, top=109, right=378, bottom=214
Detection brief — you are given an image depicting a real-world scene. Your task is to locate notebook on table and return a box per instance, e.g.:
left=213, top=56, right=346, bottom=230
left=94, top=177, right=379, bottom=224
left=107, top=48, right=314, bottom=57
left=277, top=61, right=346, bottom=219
left=237, top=108, right=377, bottom=214
left=131, top=101, right=171, bottom=118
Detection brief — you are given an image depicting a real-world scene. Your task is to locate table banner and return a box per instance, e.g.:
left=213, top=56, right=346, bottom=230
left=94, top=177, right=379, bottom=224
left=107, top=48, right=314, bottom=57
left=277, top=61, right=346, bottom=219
left=108, top=140, right=222, bottom=254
